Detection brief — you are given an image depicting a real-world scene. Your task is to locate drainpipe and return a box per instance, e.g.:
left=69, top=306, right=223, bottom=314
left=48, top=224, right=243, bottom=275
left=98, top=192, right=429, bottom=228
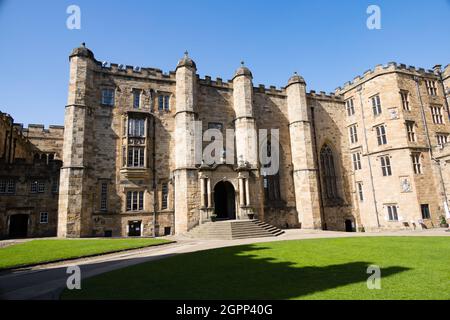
left=357, top=85, right=381, bottom=228
left=152, top=113, right=157, bottom=238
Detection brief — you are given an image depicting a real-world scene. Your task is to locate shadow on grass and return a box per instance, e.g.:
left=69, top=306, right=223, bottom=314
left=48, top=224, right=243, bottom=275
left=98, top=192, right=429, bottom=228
left=62, top=244, right=410, bottom=300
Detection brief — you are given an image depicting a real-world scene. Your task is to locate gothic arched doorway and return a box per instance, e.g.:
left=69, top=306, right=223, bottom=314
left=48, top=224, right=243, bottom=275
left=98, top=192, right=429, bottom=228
left=214, top=181, right=236, bottom=220
left=9, top=214, right=29, bottom=238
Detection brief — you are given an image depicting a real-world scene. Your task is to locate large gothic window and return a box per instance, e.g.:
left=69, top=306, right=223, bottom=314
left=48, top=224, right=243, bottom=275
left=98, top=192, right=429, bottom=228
left=263, top=139, right=281, bottom=203
left=320, top=145, right=338, bottom=201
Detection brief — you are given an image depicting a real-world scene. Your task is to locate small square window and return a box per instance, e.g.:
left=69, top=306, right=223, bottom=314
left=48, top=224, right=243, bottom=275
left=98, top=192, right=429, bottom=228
left=40, top=212, right=48, bottom=224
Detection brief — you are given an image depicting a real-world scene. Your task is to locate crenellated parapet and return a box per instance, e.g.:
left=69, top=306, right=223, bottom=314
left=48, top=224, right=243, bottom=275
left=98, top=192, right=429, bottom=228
left=335, top=62, right=440, bottom=95
left=96, top=61, right=176, bottom=82
left=307, top=90, right=343, bottom=102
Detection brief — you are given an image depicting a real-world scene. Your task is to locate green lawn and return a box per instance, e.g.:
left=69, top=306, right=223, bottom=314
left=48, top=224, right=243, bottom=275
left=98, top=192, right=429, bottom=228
left=0, top=238, right=172, bottom=270
left=62, top=237, right=450, bottom=300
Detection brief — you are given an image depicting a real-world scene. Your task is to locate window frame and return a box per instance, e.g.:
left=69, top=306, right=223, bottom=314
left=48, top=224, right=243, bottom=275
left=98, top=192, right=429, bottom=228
left=431, top=105, right=444, bottom=124
left=349, top=124, right=358, bottom=144
left=371, top=95, right=382, bottom=116
left=375, top=124, right=387, bottom=145
left=386, top=205, right=399, bottom=221
left=352, top=152, right=362, bottom=171
left=400, top=90, right=410, bottom=111
left=126, top=190, right=145, bottom=212
left=0, top=179, right=16, bottom=194
left=356, top=181, right=364, bottom=202
left=161, top=182, right=169, bottom=210
left=405, top=121, right=416, bottom=142
left=127, top=146, right=145, bottom=168
left=345, top=98, right=355, bottom=116
left=380, top=155, right=392, bottom=176
left=132, top=89, right=141, bottom=109
left=411, top=153, right=422, bottom=174
left=101, top=88, right=115, bottom=106
left=39, top=212, right=49, bottom=224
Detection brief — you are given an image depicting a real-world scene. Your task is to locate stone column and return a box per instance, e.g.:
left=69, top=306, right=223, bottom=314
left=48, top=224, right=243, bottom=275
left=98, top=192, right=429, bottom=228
left=245, top=178, right=250, bottom=206
left=200, top=177, right=206, bottom=208
left=239, top=176, right=245, bottom=207
left=207, top=178, right=212, bottom=208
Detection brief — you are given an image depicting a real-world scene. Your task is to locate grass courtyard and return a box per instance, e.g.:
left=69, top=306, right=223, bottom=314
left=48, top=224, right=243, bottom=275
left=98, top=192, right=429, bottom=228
left=62, top=236, right=450, bottom=300
left=0, top=238, right=172, bottom=270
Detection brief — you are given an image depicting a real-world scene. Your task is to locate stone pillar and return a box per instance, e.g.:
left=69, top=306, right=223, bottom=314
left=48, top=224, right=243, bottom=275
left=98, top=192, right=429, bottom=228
left=239, top=176, right=245, bottom=207
left=58, top=43, right=96, bottom=238
left=286, top=73, right=322, bottom=229
left=207, top=178, right=212, bottom=208
left=245, top=178, right=250, bottom=206
left=173, top=52, right=199, bottom=234
left=232, top=63, right=258, bottom=168
left=200, top=176, right=206, bottom=208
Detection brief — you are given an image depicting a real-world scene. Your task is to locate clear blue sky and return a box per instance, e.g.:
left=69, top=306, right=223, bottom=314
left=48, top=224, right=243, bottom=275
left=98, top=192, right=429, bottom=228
left=0, top=0, right=449, bottom=126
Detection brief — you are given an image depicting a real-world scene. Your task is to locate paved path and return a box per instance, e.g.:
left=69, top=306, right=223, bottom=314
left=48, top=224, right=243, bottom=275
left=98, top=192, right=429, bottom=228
left=0, top=228, right=448, bottom=300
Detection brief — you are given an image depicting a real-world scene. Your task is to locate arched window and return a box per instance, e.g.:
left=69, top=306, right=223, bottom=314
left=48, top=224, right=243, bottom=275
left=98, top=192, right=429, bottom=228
left=320, top=145, right=338, bottom=200
left=263, top=138, right=281, bottom=203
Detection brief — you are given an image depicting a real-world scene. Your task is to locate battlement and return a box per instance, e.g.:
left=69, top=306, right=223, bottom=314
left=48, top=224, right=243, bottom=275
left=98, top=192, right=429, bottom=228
left=307, top=90, right=343, bottom=102
left=197, top=75, right=232, bottom=89
left=96, top=61, right=176, bottom=81
left=21, top=124, right=64, bottom=136
left=335, top=62, right=439, bottom=94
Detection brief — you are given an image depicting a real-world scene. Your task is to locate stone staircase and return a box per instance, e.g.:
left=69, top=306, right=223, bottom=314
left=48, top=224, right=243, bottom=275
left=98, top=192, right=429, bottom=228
left=186, top=219, right=285, bottom=240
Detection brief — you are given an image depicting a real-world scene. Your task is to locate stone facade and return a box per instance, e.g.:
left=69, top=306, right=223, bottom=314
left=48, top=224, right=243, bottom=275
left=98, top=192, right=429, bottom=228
left=0, top=112, right=63, bottom=238
left=2, top=43, right=450, bottom=239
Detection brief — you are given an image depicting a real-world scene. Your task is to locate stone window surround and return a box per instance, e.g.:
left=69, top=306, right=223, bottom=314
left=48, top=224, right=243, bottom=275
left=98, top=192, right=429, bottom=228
left=0, top=178, right=16, bottom=194
left=345, top=97, right=355, bottom=116
left=436, top=133, right=449, bottom=147
left=405, top=120, right=416, bottom=142
left=385, top=204, right=399, bottom=221
left=157, top=92, right=172, bottom=112
left=39, top=212, right=49, bottom=224
left=125, top=189, right=145, bottom=212
left=161, top=182, right=169, bottom=210
left=348, top=124, right=358, bottom=144
left=379, top=154, right=392, bottom=177
left=101, top=87, right=115, bottom=106
left=374, top=124, right=387, bottom=145
left=411, top=152, right=422, bottom=175
left=370, top=94, right=382, bottom=116
left=400, top=90, right=410, bottom=111
left=352, top=151, right=362, bottom=171
left=430, top=105, right=444, bottom=124
left=356, top=181, right=364, bottom=202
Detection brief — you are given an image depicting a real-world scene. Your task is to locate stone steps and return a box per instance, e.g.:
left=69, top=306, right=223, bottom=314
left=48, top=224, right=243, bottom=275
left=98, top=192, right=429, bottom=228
left=186, top=219, right=284, bottom=240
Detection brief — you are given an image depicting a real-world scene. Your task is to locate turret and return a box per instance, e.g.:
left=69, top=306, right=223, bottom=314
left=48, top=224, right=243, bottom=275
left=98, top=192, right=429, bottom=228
left=173, top=52, right=200, bottom=233
left=286, top=72, right=322, bottom=229
left=232, top=62, right=258, bottom=168
left=58, top=43, right=96, bottom=237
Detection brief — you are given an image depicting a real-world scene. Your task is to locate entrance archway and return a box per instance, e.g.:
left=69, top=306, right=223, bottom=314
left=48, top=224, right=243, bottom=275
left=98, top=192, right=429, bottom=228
left=214, top=181, right=236, bottom=220
left=345, top=219, right=354, bottom=232
left=9, top=214, right=29, bottom=238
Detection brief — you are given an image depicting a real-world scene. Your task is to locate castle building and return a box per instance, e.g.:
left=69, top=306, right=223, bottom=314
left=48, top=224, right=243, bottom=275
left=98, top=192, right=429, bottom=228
left=1, top=43, right=450, bottom=238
